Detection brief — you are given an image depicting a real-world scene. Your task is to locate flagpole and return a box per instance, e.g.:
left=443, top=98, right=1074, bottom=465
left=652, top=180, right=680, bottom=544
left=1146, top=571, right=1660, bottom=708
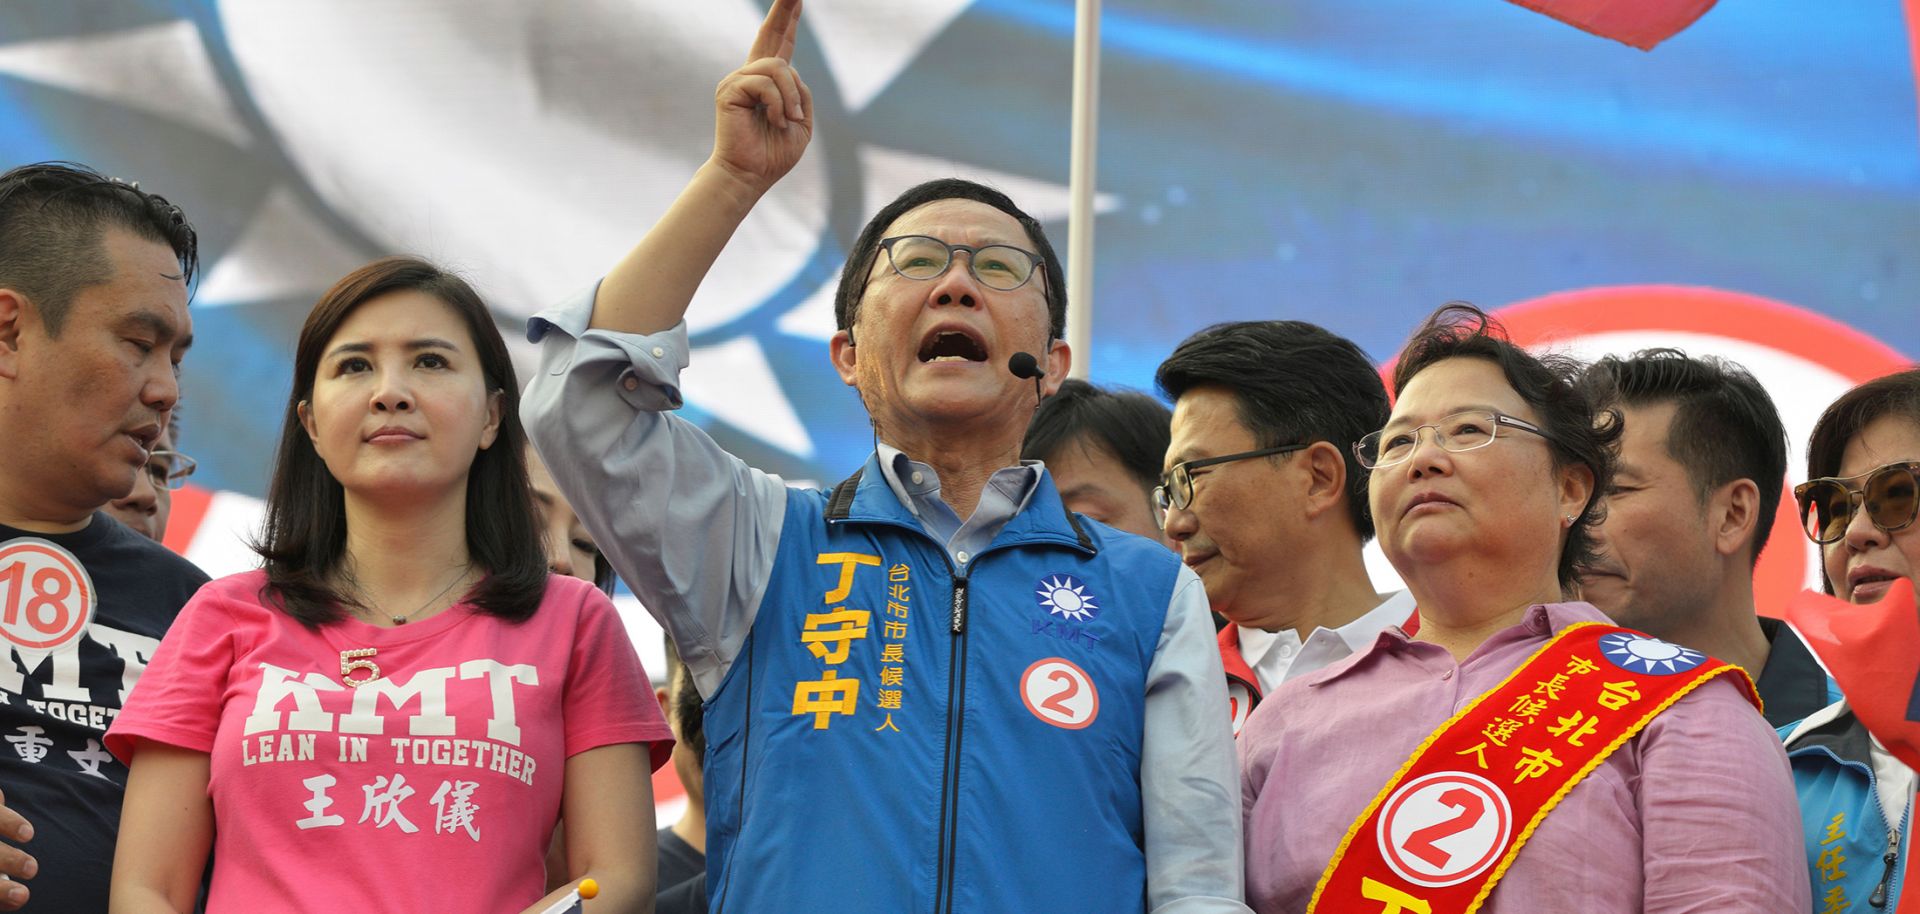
left=1065, top=0, right=1100, bottom=380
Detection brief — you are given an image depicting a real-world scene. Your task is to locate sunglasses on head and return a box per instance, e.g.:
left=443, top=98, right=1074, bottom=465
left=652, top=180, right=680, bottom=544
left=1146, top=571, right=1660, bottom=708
left=1794, top=460, right=1920, bottom=545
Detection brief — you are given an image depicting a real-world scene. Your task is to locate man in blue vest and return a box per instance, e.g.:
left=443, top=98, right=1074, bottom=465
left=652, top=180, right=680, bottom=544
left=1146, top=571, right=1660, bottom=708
left=523, top=3, right=1245, bottom=911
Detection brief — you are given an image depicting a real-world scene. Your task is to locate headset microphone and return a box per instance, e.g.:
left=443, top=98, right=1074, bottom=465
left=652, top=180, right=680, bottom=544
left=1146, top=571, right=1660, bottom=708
left=1007, top=352, right=1045, bottom=380
left=1007, top=351, right=1046, bottom=405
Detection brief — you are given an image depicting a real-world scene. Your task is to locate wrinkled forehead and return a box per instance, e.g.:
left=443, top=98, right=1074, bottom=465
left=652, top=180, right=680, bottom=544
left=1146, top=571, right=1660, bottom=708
left=1385, top=357, right=1534, bottom=428
left=880, top=197, right=1038, bottom=251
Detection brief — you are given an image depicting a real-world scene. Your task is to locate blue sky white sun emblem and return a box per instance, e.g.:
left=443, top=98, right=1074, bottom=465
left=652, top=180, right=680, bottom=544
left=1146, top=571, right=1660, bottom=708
left=1037, top=574, right=1100, bottom=623
left=1599, top=633, right=1707, bottom=675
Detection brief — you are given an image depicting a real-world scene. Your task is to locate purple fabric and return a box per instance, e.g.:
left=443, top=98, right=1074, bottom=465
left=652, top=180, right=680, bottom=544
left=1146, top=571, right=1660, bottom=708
left=1240, top=601, right=1807, bottom=913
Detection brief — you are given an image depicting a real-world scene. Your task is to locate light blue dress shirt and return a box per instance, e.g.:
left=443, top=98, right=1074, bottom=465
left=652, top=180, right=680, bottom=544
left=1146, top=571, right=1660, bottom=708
left=521, top=280, right=1249, bottom=913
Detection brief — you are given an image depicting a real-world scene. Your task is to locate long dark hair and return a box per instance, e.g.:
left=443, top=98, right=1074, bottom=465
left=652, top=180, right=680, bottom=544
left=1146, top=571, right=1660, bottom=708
left=255, top=257, right=546, bottom=625
left=1391, top=303, right=1621, bottom=593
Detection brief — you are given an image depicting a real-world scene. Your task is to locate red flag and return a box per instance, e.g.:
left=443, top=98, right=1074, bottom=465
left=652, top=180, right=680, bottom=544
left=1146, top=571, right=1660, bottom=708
left=1504, top=0, right=1719, bottom=50
left=1785, top=580, right=1920, bottom=913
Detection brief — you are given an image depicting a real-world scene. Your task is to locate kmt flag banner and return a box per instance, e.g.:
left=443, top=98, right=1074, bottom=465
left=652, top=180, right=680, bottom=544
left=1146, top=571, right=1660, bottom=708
left=1786, top=580, right=1920, bottom=774
left=1785, top=580, right=1920, bottom=913
left=1503, top=0, right=1719, bottom=49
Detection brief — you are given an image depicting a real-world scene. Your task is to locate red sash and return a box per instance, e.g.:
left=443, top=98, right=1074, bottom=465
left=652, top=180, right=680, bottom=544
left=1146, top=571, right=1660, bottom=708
left=1308, top=622, right=1758, bottom=914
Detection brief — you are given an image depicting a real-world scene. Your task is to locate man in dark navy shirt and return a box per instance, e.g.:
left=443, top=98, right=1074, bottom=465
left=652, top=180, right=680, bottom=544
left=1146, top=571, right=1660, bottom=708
left=1581, top=349, right=1833, bottom=728
left=0, top=162, right=205, bottom=911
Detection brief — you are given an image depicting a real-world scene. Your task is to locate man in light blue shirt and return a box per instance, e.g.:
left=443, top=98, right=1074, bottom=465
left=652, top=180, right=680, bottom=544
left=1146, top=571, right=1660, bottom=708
left=522, top=3, right=1245, bottom=912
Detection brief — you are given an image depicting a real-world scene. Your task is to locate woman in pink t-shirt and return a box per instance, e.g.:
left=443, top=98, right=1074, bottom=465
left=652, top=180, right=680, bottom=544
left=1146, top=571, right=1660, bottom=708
left=106, top=257, right=673, bottom=914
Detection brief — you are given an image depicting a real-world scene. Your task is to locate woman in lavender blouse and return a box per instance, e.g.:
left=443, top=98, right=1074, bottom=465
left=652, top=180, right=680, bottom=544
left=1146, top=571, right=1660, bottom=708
left=1237, top=304, right=1806, bottom=913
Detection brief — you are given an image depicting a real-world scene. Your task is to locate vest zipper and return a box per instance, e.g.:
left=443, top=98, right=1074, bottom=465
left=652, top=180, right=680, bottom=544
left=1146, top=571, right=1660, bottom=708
left=1871, top=826, right=1900, bottom=908
left=713, top=615, right=757, bottom=913
left=933, top=576, right=970, bottom=913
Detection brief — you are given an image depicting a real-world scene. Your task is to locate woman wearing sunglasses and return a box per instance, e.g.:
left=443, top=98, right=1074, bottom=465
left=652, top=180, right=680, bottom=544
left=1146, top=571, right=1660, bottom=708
left=1238, top=305, right=1804, bottom=912
left=1782, top=368, right=1920, bottom=911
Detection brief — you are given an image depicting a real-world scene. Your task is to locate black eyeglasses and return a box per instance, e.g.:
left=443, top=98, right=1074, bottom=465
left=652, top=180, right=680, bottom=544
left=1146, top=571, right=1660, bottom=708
left=1153, top=444, right=1308, bottom=529
left=1794, top=461, right=1920, bottom=545
left=143, top=449, right=197, bottom=491
left=878, top=235, right=1042, bottom=292
left=1355, top=411, right=1551, bottom=470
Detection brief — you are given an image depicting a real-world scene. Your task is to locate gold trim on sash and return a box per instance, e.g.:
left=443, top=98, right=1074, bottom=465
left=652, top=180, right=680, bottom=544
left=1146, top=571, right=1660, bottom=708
left=1307, top=622, right=1759, bottom=914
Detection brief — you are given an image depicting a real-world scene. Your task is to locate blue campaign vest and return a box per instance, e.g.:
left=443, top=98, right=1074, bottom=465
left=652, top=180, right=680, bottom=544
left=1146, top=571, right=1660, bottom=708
left=1786, top=708, right=1911, bottom=913
left=701, top=455, right=1180, bottom=913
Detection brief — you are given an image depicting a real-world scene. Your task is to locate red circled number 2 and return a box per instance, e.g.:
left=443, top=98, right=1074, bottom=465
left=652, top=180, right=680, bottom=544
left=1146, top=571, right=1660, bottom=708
left=1400, top=787, right=1485, bottom=868
left=1019, top=657, right=1099, bottom=730
left=1039, top=670, right=1079, bottom=716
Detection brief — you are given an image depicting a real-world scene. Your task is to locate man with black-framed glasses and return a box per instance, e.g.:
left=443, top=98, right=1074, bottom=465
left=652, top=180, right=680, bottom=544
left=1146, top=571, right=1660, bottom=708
left=1155, top=321, right=1416, bottom=737
left=523, top=5, right=1247, bottom=912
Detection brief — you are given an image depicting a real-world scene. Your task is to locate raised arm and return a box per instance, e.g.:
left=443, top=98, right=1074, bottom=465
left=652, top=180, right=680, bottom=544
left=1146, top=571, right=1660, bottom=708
left=523, top=0, right=814, bottom=695
left=590, top=0, right=813, bottom=335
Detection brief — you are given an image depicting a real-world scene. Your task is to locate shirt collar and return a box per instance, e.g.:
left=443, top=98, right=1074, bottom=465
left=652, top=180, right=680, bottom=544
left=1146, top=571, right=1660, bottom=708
left=1332, top=590, right=1418, bottom=650
left=1238, top=590, right=1416, bottom=667
left=1236, top=624, right=1301, bottom=671
left=1312, top=600, right=1607, bottom=688
left=1754, top=616, right=1833, bottom=727
left=874, top=442, right=1043, bottom=512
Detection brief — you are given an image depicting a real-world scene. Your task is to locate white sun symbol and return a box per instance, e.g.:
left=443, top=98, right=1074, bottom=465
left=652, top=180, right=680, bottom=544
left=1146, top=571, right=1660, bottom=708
left=1037, top=575, right=1099, bottom=622
left=1601, top=634, right=1704, bottom=674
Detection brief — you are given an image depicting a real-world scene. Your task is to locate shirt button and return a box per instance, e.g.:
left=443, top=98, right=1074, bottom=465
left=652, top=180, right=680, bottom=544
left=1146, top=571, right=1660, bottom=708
left=910, top=471, right=925, bottom=485
left=956, top=551, right=970, bottom=564
left=621, top=375, right=640, bottom=392
left=651, top=346, right=666, bottom=358
left=1441, top=670, right=1454, bottom=681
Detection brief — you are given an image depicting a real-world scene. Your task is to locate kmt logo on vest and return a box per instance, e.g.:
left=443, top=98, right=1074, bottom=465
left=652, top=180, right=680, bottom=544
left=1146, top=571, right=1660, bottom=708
left=0, top=538, right=96, bottom=655
left=1035, top=574, right=1098, bottom=622
left=1599, top=632, right=1707, bottom=675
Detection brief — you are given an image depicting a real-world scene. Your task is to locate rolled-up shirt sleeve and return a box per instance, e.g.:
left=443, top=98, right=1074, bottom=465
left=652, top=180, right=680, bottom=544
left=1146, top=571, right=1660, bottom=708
left=1638, top=678, right=1810, bottom=912
left=522, top=280, right=785, bottom=697
left=1143, top=564, right=1254, bottom=913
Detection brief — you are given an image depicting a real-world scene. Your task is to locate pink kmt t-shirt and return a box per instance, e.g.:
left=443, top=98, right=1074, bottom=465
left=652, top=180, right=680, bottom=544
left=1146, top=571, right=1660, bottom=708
left=107, top=571, right=672, bottom=914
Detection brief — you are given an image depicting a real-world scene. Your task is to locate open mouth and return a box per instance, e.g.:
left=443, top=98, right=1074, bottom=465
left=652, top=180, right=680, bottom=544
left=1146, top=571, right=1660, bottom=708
left=917, top=329, right=988, bottom=363
left=1851, top=571, right=1900, bottom=590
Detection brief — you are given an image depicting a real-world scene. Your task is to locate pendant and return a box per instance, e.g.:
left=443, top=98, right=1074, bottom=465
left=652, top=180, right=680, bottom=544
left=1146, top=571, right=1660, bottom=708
left=341, top=647, right=381, bottom=687
left=392, top=616, right=408, bottom=626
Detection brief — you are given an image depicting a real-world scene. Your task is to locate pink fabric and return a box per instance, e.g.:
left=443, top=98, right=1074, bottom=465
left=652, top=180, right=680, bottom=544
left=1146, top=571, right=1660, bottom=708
left=1239, top=601, right=1807, bottom=913
left=108, top=571, right=671, bottom=914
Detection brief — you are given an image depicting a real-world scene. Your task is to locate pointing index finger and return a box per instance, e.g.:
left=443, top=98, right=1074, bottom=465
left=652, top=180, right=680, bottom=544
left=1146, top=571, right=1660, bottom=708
left=779, top=0, right=801, bottom=61
left=747, top=0, right=802, bottom=64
